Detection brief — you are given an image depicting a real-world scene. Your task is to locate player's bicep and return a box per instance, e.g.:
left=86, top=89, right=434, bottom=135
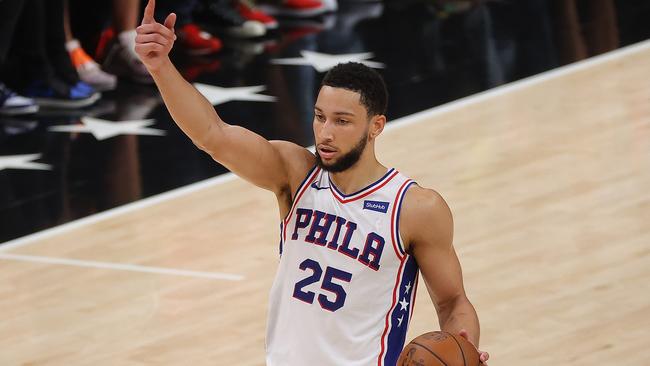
left=417, top=238, right=466, bottom=310
left=405, top=189, right=466, bottom=308
left=207, top=123, right=295, bottom=193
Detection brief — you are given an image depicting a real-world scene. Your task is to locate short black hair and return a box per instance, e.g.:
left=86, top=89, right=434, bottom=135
left=321, top=62, right=388, bottom=117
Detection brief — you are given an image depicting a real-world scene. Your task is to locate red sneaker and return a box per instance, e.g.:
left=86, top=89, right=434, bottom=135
left=284, top=0, right=327, bottom=15
left=178, top=24, right=223, bottom=55
left=95, top=27, right=115, bottom=62
left=259, top=0, right=328, bottom=17
left=237, top=0, right=278, bottom=30
left=181, top=59, right=221, bottom=81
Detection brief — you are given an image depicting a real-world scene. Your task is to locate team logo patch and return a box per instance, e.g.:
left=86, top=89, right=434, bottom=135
left=363, top=200, right=389, bottom=213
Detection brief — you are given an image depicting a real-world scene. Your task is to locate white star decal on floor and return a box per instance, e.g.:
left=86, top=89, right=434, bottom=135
left=399, top=297, right=409, bottom=311
left=0, top=154, right=51, bottom=171
left=48, top=117, right=166, bottom=141
left=194, top=84, right=276, bottom=106
left=271, top=51, right=385, bottom=72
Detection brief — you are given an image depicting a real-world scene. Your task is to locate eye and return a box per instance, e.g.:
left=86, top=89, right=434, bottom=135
left=337, top=119, right=349, bottom=125
left=315, top=113, right=325, bottom=122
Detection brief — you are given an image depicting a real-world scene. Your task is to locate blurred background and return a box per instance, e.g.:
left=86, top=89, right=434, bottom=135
left=1, top=0, right=649, bottom=243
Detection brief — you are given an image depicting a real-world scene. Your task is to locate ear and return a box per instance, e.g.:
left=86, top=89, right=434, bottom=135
left=369, top=114, right=386, bottom=140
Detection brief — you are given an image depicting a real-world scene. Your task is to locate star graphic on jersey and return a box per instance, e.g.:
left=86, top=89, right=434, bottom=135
left=49, top=117, right=166, bottom=141
left=397, top=314, right=404, bottom=327
left=271, top=51, right=385, bottom=73
left=405, top=281, right=412, bottom=295
left=399, top=297, right=409, bottom=312
left=0, top=154, right=51, bottom=171
left=194, top=84, right=276, bottom=106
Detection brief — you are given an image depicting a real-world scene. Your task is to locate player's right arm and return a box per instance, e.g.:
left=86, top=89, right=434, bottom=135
left=135, top=0, right=314, bottom=200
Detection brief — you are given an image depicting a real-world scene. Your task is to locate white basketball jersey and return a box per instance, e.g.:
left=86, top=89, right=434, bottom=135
left=266, top=166, right=420, bottom=366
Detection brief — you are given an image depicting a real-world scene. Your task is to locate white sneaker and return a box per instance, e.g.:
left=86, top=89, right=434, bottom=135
left=67, top=39, right=117, bottom=91
left=227, top=20, right=267, bottom=38
left=321, top=0, right=338, bottom=12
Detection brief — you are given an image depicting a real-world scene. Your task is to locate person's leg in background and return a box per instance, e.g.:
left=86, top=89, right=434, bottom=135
left=100, top=0, right=154, bottom=84
left=157, top=0, right=223, bottom=55
left=45, top=0, right=101, bottom=100
left=7, top=0, right=99, bottom=109
left=64, top=0, right=117, bottom=91
left=0, top=0, right=39, bottom=116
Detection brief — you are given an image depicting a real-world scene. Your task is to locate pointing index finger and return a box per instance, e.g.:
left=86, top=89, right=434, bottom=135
left=142, top=0, right=155, bottom=25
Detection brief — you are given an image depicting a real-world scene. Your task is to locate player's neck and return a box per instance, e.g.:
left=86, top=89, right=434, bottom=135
left=328, top=156, right=387, bottom=195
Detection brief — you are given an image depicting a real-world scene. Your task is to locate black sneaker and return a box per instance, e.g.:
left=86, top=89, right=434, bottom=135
left=194, top=0, right=266, bottom=38
left=0, top=82, right=39, bottom=116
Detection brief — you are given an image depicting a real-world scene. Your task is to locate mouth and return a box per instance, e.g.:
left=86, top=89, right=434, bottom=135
left=317, top=145, right=337, bottom=160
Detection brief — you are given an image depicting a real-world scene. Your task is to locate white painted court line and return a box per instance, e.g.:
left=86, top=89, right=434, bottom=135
left=0, top=253, right=244, bottom=281
left=2, top=39, right=649, bottom=252
left=0, top=173, right=237, bottom=252
left=384, top=38, right=650, bottom=132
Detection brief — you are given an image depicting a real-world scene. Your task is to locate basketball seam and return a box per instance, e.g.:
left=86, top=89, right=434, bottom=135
left=449, top=333, right=468, bottom=366
left=411, top=341, right=448, bottom=366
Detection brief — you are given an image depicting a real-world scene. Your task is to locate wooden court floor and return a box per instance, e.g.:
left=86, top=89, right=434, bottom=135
left=1, top=41, right=649, bottom=365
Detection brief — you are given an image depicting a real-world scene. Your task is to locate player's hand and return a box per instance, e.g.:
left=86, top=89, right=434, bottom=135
left=459, top=329, right=489, bottom=365
left=135, top=0, right=177, bottom=72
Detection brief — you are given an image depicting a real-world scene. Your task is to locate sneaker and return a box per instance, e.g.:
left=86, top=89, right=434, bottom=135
left=321, top=0, right=337, bottom=12
left=237, top=0, right=279, bottom=30
left=101, top=36, right=154, bottom=84
left=22, top=77, right=100, bottom=109
left=0, top=83, right=39, bottom=116
left=67, top=39, right=117, bottom=91
left=177, top=24, right=223, bottom=55
left=194, top=0, right=266, bottom=38
left=180, top=58, right=221, bottom=81
left=95, top=27, right=115, bottom=62
left=259, top=0, right=328, bottom=17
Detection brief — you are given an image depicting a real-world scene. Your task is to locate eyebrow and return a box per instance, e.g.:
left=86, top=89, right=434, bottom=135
left=314, top=107, right=356, bottom=117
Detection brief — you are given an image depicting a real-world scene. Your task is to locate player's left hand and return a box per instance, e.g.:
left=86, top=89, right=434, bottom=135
left=459, top=329, right=489, bottom=365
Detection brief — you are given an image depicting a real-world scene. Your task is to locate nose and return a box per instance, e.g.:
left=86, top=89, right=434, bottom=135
left=319, top=119, right=335, bottom=142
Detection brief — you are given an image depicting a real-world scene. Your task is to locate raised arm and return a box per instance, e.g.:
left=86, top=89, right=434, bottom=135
left=401, top=186, right=489, bottom=364
left=134, top=0, right=314, bottom=198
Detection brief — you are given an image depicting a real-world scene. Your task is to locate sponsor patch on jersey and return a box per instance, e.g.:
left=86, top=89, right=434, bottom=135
left=363, top=200, right=389, bottom=213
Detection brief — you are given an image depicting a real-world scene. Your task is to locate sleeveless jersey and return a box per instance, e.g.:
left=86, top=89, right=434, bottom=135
left=266, top=166, right=420, bottom=366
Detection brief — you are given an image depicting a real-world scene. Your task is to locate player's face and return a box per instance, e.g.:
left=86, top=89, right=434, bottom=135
left=314, top=86, right=371, bottom=172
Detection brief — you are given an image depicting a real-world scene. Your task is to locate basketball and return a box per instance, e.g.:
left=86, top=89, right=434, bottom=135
left=397, top=331, right=480, bottom=366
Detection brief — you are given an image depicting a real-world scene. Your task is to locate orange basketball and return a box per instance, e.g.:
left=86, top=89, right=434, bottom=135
left=397, top=331, right=480, bottom=366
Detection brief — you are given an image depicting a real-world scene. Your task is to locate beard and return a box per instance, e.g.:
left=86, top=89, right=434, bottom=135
left=316, top=133, right=368, bottom=173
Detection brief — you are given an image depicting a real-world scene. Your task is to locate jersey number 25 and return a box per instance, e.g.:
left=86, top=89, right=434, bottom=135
left=292, top=258, right=353, bottom=312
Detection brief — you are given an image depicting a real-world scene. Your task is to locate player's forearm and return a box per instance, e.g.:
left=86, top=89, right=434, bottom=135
left=149, top=58, right=224, bottom=151
left=438, top=295, right=481, bottom=346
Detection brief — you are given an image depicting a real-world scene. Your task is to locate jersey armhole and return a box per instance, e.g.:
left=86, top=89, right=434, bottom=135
left=281, top=165, right=320, bottom=241
left=390, top=180, right=417, bottom=259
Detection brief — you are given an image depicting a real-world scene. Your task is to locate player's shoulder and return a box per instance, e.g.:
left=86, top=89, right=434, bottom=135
left=400, top=184, right=453, bottom=251
left=270, top=140, right=317, bottom=191
left=270, top=140, right=316, bottom=171
left=402, top=185, right=450, bottom=216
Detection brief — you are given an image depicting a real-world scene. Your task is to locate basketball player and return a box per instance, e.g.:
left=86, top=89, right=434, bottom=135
left=135, top=0, right=489, bottom=364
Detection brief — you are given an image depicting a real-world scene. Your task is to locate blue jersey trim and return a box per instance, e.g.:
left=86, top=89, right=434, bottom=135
left=395, top=181, right=417, bottom=256
left=328, top=168, right=395, bottom=199
left=279, top=222, right=284, bottom=257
